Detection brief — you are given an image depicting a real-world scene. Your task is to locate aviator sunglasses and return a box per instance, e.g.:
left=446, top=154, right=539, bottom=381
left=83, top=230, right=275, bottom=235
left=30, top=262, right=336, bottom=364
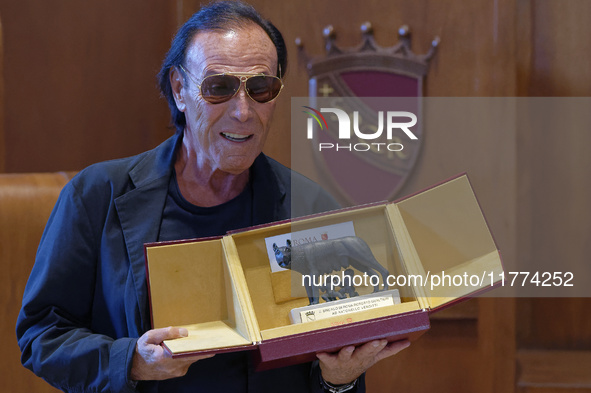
left=178, top=64, right=284, bottom=104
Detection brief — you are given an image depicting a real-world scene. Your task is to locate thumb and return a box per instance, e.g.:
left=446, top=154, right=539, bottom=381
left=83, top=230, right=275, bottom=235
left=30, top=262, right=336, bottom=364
left=144, top=326, right=189, bottom=345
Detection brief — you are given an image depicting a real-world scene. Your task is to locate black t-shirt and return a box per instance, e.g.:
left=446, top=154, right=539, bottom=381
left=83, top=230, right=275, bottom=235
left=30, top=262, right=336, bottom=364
left=158, top=171, right=253, bottom=241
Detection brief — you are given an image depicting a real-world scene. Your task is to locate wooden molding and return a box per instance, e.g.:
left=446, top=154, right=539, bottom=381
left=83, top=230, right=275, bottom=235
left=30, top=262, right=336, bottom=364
left=517, top=350, right=591, bottom=388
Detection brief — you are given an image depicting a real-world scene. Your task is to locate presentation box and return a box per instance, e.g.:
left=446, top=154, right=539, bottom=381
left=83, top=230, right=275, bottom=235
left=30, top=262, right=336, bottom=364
left=144, top=174, right=503, bottom=370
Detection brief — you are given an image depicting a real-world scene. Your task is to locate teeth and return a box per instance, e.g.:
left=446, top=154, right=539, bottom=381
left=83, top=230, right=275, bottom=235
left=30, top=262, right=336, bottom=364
left=222, top=132, right=251, bottom=141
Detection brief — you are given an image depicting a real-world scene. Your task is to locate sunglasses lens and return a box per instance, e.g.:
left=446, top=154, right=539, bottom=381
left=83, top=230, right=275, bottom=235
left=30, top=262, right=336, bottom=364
left=246, top=76, right=283, bottom=103
left=199, top=74, right=283, bottom=104
left=200, top=75, right=241, bottom=104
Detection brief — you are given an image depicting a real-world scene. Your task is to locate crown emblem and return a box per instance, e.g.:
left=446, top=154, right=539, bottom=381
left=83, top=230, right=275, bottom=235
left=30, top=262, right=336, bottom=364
left=296, top=22, right=440, bottom=80
left=305, top=310, right=316, bottom=321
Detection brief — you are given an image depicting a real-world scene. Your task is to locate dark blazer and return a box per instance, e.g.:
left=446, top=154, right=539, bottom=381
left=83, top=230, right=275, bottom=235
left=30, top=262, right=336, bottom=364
left=16, top=134, right=356, bottom=393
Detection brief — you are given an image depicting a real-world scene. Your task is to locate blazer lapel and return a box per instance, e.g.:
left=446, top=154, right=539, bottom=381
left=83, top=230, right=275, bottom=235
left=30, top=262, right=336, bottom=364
left=115, top=135, right=179, bottom=331
left=115, top=180, right=168, bottom=331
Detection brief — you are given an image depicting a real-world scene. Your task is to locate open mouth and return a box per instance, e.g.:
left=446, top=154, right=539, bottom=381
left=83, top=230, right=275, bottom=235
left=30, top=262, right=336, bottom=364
left=221, top=132, right=253, bottom=142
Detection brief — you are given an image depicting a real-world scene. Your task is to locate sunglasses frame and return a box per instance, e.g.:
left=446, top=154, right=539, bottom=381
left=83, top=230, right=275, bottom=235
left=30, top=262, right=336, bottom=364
left=178, top=64, right=284, bottom=104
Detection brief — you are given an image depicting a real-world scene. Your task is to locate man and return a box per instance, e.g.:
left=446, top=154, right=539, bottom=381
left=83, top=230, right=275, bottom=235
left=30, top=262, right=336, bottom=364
left=17, top=2, right=408, bottom=392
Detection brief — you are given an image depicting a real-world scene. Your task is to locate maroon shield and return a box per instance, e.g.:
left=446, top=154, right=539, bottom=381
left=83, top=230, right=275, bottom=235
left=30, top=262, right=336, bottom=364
left=297, top=24, right=438, bottom=206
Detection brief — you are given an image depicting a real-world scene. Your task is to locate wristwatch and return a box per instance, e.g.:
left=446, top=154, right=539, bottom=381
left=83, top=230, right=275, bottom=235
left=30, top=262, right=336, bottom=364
left=319, top=375, right=357, bottom=393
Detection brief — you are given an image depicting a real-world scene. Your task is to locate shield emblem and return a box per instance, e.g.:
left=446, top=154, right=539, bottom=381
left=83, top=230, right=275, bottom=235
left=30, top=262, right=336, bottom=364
left=296, top=23, right=438, bottom=206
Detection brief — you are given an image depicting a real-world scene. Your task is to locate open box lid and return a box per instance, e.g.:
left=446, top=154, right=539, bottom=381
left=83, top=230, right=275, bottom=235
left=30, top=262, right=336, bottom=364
left=386, top=174, right=504, bottom=312
left=144, top=236, right=261, bottom=356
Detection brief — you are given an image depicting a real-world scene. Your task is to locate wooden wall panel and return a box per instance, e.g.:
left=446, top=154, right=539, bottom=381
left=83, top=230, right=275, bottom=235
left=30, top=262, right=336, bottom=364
left=0, top=0, right=177, bottom=173
left=516, top=0, right=591, bottom=356
left=0, top=12, right=4, bottom=172
left=526, top=0, right=591, bottom=97
left=366, top=319, right=481, bottom=393
left=518, top=298, right=591, bottom=350
left=517, top=350, right=591, bottom=390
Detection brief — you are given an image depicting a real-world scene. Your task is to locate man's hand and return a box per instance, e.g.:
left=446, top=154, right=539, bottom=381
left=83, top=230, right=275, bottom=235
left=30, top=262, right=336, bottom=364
left=130, top=326, right=214, bottom=381
left=317, top=339, right=410, bottom=385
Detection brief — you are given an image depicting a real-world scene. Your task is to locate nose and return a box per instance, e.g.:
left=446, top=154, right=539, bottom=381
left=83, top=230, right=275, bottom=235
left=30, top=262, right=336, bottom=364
left=230, top=84, right=253, bottom=122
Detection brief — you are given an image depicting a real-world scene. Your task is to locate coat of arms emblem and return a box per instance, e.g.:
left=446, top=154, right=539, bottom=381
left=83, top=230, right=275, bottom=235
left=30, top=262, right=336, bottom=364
left=296, top=23, right=439, bottom=206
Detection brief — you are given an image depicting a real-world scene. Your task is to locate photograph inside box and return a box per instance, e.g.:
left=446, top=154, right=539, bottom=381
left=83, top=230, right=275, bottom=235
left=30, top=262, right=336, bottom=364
left=144, top=174, right=503, bottom=364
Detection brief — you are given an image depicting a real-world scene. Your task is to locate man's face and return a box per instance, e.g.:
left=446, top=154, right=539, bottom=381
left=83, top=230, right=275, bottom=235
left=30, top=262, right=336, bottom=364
left=172, top=24, right=279, bottom=176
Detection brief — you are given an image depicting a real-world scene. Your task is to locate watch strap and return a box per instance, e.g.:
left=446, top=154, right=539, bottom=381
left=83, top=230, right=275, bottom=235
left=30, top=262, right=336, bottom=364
left=320, top=375, right=357, bottom=393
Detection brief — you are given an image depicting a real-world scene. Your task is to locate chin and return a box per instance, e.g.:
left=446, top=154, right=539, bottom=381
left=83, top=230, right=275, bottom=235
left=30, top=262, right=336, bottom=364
left=220, top=158, right=256, bottom=175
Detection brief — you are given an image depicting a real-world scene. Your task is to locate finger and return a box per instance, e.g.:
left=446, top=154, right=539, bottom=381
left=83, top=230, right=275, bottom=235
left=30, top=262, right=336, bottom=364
left=337, top=346, right=355, bottom=362
left=374, top=340, right=410, bottom=363
left=350, top=339, right=388, bottom=361
left=144, top=326, right=189, bottom=344
left=316, top=351, right=336, bottom=365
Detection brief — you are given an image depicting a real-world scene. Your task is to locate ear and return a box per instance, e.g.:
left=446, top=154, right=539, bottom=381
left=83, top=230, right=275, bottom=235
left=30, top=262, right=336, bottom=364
left=170, top=66, right=186, bottom=112
left=286, top=239, right=291, bottom=247
left=273, top=243, right=278, bottom=251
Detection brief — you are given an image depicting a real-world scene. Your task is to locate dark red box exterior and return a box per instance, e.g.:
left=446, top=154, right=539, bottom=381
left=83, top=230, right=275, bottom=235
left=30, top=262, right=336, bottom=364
left=254, top=309, right=430, bottom=371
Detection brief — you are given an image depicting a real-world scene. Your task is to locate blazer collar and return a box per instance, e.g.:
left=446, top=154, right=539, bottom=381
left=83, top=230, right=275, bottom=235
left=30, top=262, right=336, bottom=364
left=250, top=153, right=289, bottom=226
left=128, top=133, right=181, bottom=189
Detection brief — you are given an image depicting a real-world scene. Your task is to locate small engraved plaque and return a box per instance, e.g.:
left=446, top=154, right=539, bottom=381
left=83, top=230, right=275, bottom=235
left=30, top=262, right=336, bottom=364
left=290, top=289, right=401, bottom=324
